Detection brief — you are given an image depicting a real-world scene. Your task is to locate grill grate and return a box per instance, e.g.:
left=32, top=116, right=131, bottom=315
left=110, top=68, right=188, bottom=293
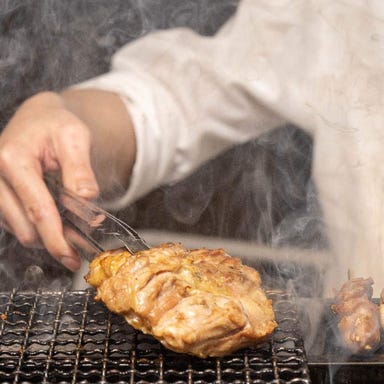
left=0, top=289, right=311, bottom=384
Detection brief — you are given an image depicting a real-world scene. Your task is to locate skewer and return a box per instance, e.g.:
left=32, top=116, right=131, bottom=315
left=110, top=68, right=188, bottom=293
left=332, top=276, right=380, bottom=353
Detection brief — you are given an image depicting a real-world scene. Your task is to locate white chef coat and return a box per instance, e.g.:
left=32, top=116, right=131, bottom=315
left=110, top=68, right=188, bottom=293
left=76, top=0, right=384, bottom=294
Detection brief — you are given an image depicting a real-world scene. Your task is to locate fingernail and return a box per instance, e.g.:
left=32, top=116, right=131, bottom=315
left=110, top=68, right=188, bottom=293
left=61, top=256, right=81, bottom=272
left=76, top=181, right=98, bottom=198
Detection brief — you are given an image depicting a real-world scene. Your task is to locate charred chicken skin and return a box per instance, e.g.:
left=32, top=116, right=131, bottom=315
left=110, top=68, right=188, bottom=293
left=331, top=277, right=380, bottom=354
left=85, top=243, right=277, bottom=358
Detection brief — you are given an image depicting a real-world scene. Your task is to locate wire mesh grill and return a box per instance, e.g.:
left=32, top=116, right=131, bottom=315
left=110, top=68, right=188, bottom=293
left=0, top=289, right=311, bottom=384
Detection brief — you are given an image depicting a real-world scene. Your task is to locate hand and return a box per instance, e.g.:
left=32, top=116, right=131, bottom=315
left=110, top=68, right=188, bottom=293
left=0, top=91, right=99, bottom=271
left=0, top=88, right=136, bottom=271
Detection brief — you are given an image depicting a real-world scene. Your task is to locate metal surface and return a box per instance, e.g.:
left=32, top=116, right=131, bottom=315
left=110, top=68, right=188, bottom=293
left=0, top=289, right=310, bottom=384
left=47, top=177, right=150, bottom=258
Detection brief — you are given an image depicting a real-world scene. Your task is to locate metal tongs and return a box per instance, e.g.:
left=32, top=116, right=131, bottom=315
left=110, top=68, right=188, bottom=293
left=46, top=176, right=150, bottom=260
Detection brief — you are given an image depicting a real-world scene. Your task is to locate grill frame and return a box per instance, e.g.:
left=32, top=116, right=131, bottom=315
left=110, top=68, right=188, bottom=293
left=0, top=289, right=311, bottom=384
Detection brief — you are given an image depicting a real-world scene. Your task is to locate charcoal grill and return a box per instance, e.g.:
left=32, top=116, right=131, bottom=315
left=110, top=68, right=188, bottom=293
left=0, top=289, right=310, bottom=384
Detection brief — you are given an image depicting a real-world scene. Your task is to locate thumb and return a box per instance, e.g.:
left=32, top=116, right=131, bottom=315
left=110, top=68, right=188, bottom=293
left=55, top=123, right=99, bottom=199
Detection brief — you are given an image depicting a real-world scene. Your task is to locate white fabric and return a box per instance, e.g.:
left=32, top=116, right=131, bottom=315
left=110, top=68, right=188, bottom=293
left=76, top=0, right=384, bottom=294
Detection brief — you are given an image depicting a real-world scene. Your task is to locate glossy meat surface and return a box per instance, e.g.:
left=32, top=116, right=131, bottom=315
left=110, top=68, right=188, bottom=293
left=85, top=243, right=277, bottom=357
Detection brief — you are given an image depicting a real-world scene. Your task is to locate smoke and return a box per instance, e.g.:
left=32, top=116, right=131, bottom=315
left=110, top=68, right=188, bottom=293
left=129, top=125, right=319, bottom=243
left=0, top=3, right=355, bottom=380
left=0, top=0, right=142, bottom=124
left=0, top=0, right=325, bottom=303
left=0, top=0, right=242, bottom=289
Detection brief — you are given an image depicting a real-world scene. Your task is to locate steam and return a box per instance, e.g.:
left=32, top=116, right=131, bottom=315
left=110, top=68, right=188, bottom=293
left=130, top=124, right=327, bottom=300
left=131, top=125, right=319, bottom=245
left=0, top=0, right=325, bottom=345
left=0, top=0, right=240, bottom=289
left=0, top=0, right=328, bottom=355
left=0, top=3, right=367, bottom=381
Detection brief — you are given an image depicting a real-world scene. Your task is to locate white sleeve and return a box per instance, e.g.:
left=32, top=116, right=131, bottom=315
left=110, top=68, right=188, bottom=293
left=75, top=0, right=289, bottom=208
left=76, top=0, right=384, bottom=292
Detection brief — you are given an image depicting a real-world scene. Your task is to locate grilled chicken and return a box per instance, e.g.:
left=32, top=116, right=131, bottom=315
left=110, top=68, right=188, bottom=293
left=380, top=289, right=384, bottom=330
left=331, top=277, right=380, bottom=353
left=85, top=243, right=277, bottom=358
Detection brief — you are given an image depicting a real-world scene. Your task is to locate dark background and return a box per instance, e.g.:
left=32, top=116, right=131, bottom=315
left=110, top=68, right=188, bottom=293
left=0, top=0, right=325, bottom=290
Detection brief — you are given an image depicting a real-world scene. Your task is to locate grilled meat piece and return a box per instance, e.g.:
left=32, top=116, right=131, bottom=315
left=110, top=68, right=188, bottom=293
left=380, top=289, right=384, bottom=329
left=85, top=243, right=277, bottom=358
left=331, top=277, right=380, bottom=353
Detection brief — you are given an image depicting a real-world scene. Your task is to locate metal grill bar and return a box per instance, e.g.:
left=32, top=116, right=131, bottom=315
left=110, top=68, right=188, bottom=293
left=15, top=290, right=39, bottom=383
left=43, top=291, right=64, bottom=383
left=0, top=289, right=311, bottom=384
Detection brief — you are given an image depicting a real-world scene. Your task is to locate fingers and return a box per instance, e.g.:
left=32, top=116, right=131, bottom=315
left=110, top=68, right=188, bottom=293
left=0, top=155, right=81, bottom=271
left=55, top=122, right=99, bottom=199
left=0, top=92, right=104, bottom=272
left=0, top=177, right=41, bottom=248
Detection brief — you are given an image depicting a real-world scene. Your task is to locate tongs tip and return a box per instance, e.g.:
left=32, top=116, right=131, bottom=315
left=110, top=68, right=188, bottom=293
left=45, top=175, right=150, bottom=260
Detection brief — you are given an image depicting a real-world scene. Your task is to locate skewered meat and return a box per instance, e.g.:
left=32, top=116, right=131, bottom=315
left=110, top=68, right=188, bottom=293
left=85, top=243, right=277, bottom=358
left=380, top=289, right=384, bottom=329
left=331, top=277, right=380, bottom=353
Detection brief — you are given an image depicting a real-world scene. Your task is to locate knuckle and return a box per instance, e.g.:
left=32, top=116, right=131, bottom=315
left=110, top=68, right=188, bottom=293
left=65, top=121, right=90, bottom=140
left=66, top=127, right=91, bottom=149
left=25, top=202, right=49, bottom=224
left=16, top=229, right=39, bottom=248
left=0, top=146, right=18, bottom=171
